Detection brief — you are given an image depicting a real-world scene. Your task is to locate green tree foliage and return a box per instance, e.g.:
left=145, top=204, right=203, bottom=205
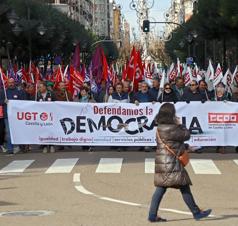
left=165, top=0, right=238, bottom=68
left=0, top=0, right=118, bottom=64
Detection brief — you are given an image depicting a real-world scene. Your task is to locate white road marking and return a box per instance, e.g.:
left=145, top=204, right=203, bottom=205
left=145, top=158, right=155, bottom=174
left=96, top=158, right=123, bottom=173
left=234, top=160, right=238, bottom=165
left=45, top=158, right=79, bottom=174
left=190, top=159, right=221, bottom=174
left=99, top=197, right=141, bottom=206
left=75, top=185, right=95, bottom=195
left=73, top=173, right=216, bottom=217
left=73, top=173, right=81, bottom=183
left=0, top=160, right=34, bottom=174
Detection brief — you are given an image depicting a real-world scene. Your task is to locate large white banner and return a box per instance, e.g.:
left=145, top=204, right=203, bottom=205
left=8, top=100, right=238, bottom=146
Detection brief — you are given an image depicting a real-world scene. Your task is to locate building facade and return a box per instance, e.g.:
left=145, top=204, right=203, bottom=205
left=93, top=0, right=110, bottom=37
left=46, top=0, right=93, bottom=31
left=165, top=0, right=198, bottom=33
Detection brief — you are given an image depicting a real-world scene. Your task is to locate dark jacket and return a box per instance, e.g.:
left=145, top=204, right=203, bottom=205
left=55, top=89, right=73, bottom=101
left=37, top=91, right=56, bottom=102
left=154, top=124, right=192, bottom=188
left=148, top=87, right=159, bottom=101
left=182, top=89, right=206, bottom=102
left=134, top=91, right=152, bottom=102
left=3, top=87, right=26, bottom=118
left=172, top=85, right=184, bottom=101
left=108, top=92, right=129, bottom=103
left=0, top=89, right=5, bottom=118
left=158, top=91, right=178, bottom=103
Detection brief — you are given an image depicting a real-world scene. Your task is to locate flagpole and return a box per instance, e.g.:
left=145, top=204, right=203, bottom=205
left=59, top=64, right=69, bottom=102
left=0, top=68, right=7, bottom=101
left=205, top=89, right=209, bottom=101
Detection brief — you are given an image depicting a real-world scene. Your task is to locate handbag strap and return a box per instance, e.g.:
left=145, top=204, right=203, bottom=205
left=156, top=129, right=179, bottom=159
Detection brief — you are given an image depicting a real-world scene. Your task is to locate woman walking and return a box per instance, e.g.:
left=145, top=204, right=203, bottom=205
left=148, top=103, right=212, bottom=222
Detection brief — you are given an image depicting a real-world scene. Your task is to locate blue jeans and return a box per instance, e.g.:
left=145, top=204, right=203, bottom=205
left=4, top=118, right=14, bottom=153
left=148, top=185, right=200, bottom=220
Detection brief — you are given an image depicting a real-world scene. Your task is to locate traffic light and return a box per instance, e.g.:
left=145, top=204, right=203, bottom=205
left=142, top=20, right=150, bottom=32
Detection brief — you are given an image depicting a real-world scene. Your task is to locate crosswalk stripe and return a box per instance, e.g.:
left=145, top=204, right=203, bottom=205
left=145, top=158, right=155, bottom=173
left=234, top=160, right=238, bottom=165
left=45, top=158, right=79, bottom=174
left=0, top=160, right=35, bottom=174
left=190, top=159, right=221, bottom=174
left=96, top=158, right=123, bottom=173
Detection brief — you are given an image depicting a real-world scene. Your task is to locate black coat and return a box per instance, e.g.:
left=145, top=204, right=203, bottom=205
left=154, top=124, right=192, bottom=188
left=158, top=91, right=178, bottom=103
left=182, top=89, right=207, bottom=102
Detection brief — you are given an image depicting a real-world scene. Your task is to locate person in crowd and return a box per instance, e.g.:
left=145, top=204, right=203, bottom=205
left=212, top=82, right=231, bottom=101
left=134, top=81, right=152, bottom=104
left=198, top=80, right=214, bottom=100
left=78, top=87, right=95, bottom=103
left=3, top=78, right=26, bottom=154
left=149, top=77, right=160, bottom=101
left=108, top=83, right=130, bottom=103
left=137, top=81, right=143, bottom=92
left=37, top=81, right=56, bottom=153
left=148, top=102, right=212, bottom=222
left=158, top=83, right=178, bottom=103
left=123, top=80, right=134, bottom=103
left=94, top=80, right=106, bottom=103
left=182, top=80, right=207, bottom=102
left=54, top=81, right=73, bottom=151
left=25, top=83, right=35, bottom=101
left=104, top=85, right=114, bottom=102
left=212, top=82, right=231, bottom=154
left=46, top=81, right=54, bottom=92
left=231, top=87, right=238, bottom=153
left=172, top=77, right=185, bottom=101
left=0, top=88, right=6, bottom=152
left=182, top=80, right=207, bottom=153
left=134, top=81, right=153, bottom=152
left=78, top=87, right=94, bottom=151
left=55, top=81, right=73, bottom=101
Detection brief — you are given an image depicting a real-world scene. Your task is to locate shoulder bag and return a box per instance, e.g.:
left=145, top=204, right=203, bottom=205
left=156, top=130, right=189, bottom=167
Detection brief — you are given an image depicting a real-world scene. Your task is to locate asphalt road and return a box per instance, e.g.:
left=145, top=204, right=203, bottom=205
left=0, top=147, right=238, bottom=226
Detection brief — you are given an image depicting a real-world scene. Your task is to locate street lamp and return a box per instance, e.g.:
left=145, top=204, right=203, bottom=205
left=7, top=6, right=47, bottom=61
left=7, top=10, right=19, bottom=25
left=37, top=23, right=47, bottom=36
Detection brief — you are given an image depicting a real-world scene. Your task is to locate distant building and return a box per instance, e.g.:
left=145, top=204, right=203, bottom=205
left=165, top=0, right=198, bottom=33
left=93, top=0, right=110, bottom=37
left=45, top=0, right=93, bottom=31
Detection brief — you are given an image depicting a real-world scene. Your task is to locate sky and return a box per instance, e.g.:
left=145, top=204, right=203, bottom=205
left=115, top=0, right=172, bottom=39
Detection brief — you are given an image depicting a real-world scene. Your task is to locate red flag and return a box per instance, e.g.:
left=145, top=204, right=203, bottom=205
left=0, top=68, right=8, bottom=87
left=122, top=62, right=128, bottom=81
left=102, top=50, right=109, bottom=81
left=127, top=46, right=137, bottom=81
left=69, top=66, right=84, bottom=95
left=132, top=50, right=144, bottom=91
left=168, top=63, right=177, bottom=82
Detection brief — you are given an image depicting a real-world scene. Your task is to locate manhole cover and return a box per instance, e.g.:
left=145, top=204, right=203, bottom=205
left=0, top=210, right=54, bottom=217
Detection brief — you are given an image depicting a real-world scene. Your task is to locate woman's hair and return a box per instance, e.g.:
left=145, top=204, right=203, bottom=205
left=156, top=103, right=176, bottom=124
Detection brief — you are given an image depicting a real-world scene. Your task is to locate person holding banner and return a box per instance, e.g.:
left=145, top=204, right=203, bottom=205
left=37, top=81, right=56, bottom=153
left=212, top=82, right=231, bottom=154
left=148, top=103, right=212, bottom=222
left=3, top=78, right=26, bottom=155
left=0, top=88, right=6, bottom=152
left=158, top=83, right=178, bottom=103
left=182, top=80, right=207, bottom=102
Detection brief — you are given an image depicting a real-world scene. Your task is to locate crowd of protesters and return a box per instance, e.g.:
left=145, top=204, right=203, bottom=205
left=0, top=73, right=238, bottom=155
